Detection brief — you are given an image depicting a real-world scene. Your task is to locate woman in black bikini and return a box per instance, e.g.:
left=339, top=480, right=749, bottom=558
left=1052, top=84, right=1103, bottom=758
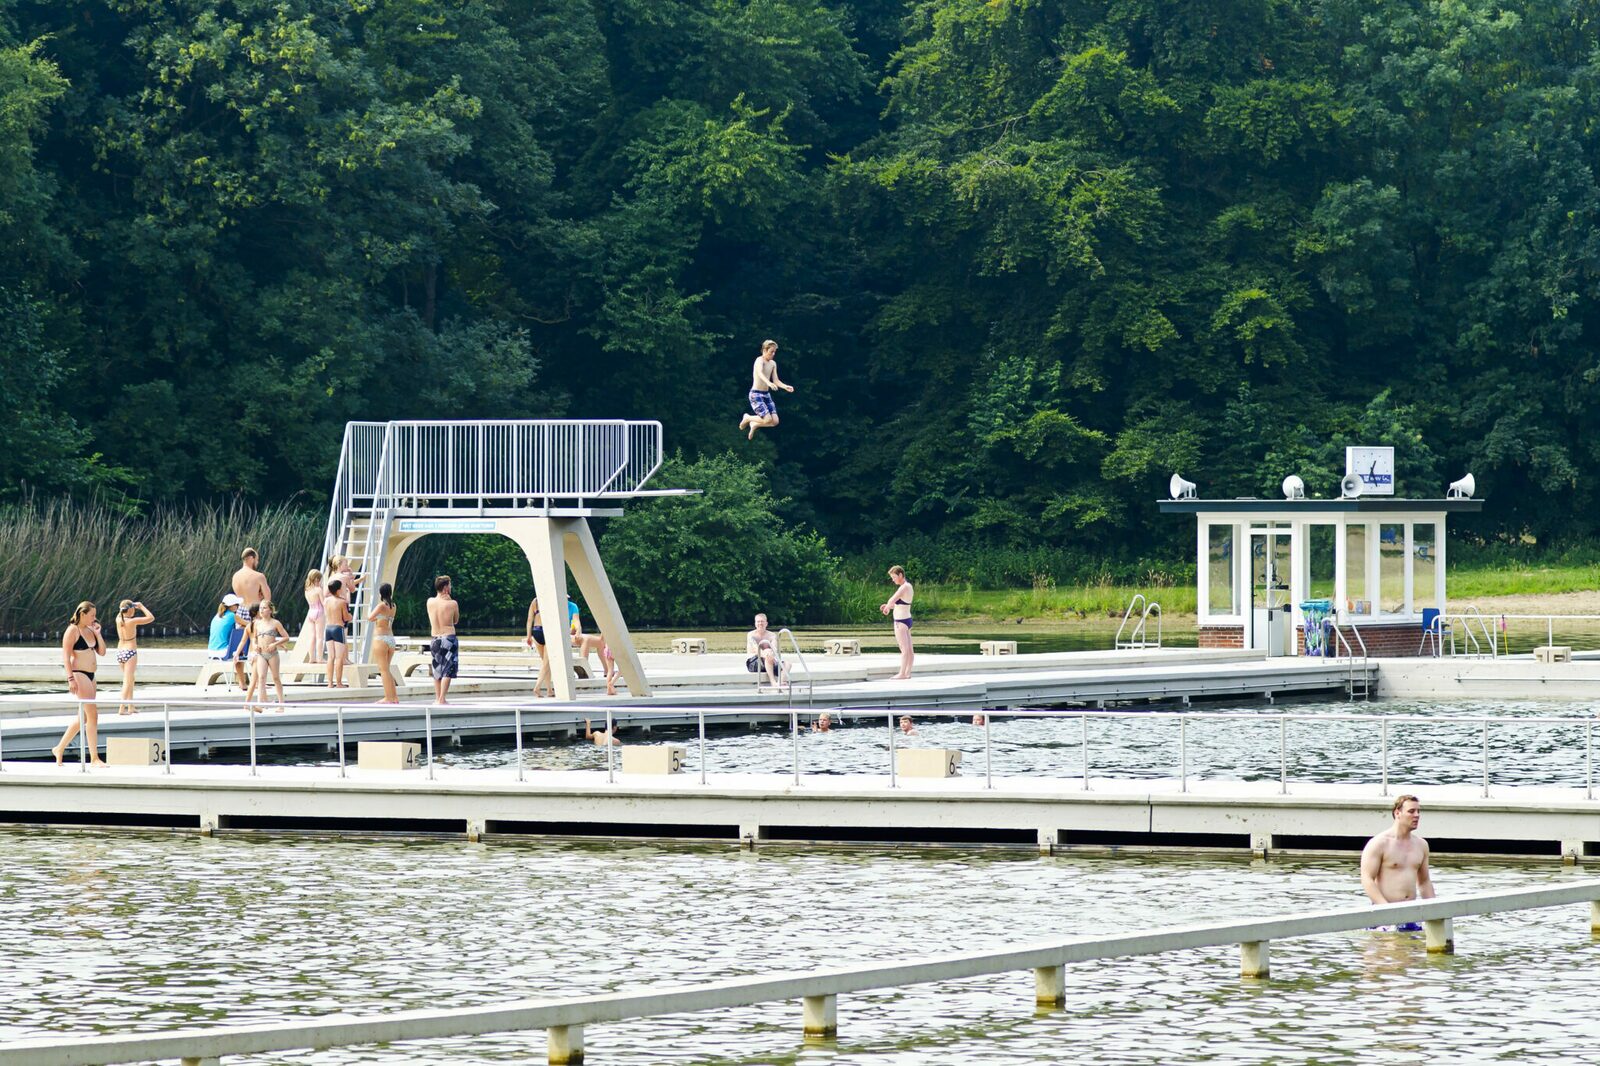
left=114, top=598, right=155, bottom=716
left=55, top=601, right=107, bottom=765
left=880, top=565, right=915, bottom=680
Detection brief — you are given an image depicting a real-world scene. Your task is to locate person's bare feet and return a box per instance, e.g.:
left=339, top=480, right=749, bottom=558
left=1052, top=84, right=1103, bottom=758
left=747, top=423, right=757, bottom=440
left=90, top=758, right=106, bottom=767
left=50, top=744, right=64, bottom=765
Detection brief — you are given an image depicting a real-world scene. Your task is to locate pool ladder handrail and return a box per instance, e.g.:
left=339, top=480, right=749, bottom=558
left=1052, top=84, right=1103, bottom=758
left=777, top=628, right=814, bottom=707
left=1114, top=595, right=1163, bottom=650
left=1447, top=606, right=1497, bottom=658
left=1329, top=621, right=1370, bottom=701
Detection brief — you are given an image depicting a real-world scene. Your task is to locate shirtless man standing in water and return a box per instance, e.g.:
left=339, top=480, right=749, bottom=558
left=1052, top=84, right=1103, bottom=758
left=1361, top=794, right=1434, bottom=930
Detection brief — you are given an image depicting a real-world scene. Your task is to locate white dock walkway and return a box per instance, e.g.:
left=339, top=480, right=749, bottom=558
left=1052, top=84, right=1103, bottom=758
left=0, top=651, right=1374, bottom=758
left=0, top=761, right=1592, bottom=861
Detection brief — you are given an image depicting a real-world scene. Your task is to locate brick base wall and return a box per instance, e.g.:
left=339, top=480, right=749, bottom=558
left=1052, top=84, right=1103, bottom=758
left=1199, top=625, right=1245, bottom=648
left=1200, top=622, right=1428, bottom=656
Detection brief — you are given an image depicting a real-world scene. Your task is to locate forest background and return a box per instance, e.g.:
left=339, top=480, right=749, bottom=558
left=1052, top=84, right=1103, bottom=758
left=3, top=0, right=1599, bottom=630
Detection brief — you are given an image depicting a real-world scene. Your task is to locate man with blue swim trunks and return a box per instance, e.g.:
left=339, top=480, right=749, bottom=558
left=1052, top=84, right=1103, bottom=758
left=1361, top=795, right=1433, bottom=931
left=739, top=339, right=794, bottom=440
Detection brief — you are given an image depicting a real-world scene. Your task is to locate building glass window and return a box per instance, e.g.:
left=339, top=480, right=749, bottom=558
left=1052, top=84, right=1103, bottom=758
left=1208, top=525, right=1236, bottom=616
left=1346, top=523, right=1370, bottom=615
left=1379, top=523, right=1406, bottom=613
left=1413, top=523, right=1437, bottom=610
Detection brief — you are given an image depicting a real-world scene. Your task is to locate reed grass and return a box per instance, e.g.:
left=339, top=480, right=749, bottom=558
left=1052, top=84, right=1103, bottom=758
left=0, top=497, right=322, bottom=636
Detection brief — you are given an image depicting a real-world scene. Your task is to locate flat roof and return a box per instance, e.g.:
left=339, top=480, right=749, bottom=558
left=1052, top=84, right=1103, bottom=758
left=1158, top=498, right=1483, bottom=514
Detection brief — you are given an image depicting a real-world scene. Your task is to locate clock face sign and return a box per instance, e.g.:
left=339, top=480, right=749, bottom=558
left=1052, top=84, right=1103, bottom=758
left=1346, top=447, right=1395, bottom=495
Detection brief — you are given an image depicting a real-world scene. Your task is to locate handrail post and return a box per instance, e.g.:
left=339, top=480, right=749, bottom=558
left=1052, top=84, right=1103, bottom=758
left=606, top=708, right=615, bottom=784
left=1081, top=713, right=1089, bottom=791
left=78, top=703, right=87, bottom=771
left=791, top=708, right=800, bottom=785
left=1279, top=716, right=1287, bottom=794
left=1179, top=715, right=1187, bottom=792
left=698, top=707, right=707, bottom=785
left=337, top=705, right=346, bottom=779
left=248, top=704, right=257, bottom=777
left=164, top=704, right=172, bottom=775
left=1380, top=718, right=1388, bottom=797
left=1588, top=719, right=1594, bottom=801
left=1482, top=721, right=1489, bottom=798
left=515, top=705, right=524, bottom=783
left=888, top=713, right=897, bottom=788
left=984, top=713, right=992, bottom=789
left=425, top=703, right=434, bottom=781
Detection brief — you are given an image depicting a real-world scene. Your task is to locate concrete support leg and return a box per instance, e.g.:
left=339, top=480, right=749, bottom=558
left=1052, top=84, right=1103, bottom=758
left=1424, top=918, right=1454, bottom=954
left=1037, top=828, right=1057, bottom=855
left=740, top=824, right=765, bottom=848
left=1239, top=940, right=1270, bottom=979
left=1591, top=900, right=1600, bottom=935
left=1561, top=840, right=1583, bottom=865
left=466, top=818, right=486, bottom=843
left=181, top=1058, right=221, bottom=1066
left=802, top=993, right=837, bottom=1039
left=563, top=519, right=650, bottom=698
left=1034, top=965, right=1065, bottom=1008
left=1250, top=832, right=1271, bottom=857
left=548, top=1024, right=585, bottom=1065
left=521, top=522, right=577, bottom=701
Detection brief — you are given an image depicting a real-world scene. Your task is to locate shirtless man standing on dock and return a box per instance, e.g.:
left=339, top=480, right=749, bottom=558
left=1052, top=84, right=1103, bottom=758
left=1361, top=794, right=1434, bottom=930
left=427, top=575, right=460, bottom=705
left=231, top=548, right=272, bottom=690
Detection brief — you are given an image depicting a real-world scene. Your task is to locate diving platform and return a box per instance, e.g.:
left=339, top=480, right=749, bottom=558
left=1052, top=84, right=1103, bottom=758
left=297, top=420, right=694, bottom=701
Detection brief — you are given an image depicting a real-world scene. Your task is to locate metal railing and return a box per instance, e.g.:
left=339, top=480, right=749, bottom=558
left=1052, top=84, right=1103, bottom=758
left=778, top=628, right=814, bottom=706
left=1114, top=595, right=1162, bottom=650
left=1446, top=605, right=1495, bottom=657
left=1328, top=622, right=1369, bottom=700
left=3, top=880, right=1597, bottom=1066
left=8, top=700, right=1593, bottom=803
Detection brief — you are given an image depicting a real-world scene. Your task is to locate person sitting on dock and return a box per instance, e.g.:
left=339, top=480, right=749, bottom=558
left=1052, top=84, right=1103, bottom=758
left=745, top=613, right=786, bottom=689
left=585, top=718, right=621, bottom=746
left=427, top=575, right=460, bottom=705
left=1361, top=795, right=1433, bottom=931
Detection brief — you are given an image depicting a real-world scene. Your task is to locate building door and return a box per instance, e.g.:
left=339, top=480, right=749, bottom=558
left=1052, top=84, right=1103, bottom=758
left=1248, top=530, right=1294, bottom=653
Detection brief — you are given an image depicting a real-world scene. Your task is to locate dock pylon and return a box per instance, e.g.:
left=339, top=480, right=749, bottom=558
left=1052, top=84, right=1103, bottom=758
left=285, top=420, right=685, bottom=700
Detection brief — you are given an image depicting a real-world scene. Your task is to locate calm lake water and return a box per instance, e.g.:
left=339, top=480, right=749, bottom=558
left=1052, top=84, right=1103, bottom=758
left=1, top=833, right=1596, bottom=1064
left=249, top=696, right=1600, bottom=794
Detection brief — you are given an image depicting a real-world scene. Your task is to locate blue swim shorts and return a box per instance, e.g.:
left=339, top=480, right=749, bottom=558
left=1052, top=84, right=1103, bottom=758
left=748, top=389, right=776, bottom=418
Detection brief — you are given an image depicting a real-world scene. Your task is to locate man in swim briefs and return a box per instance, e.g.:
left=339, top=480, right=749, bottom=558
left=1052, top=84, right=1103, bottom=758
left=739, top=339, right=794, bottom=440
left=1360, top=794, right=1434, bottom=931
left=230, top=547, right=272, bottom=690
left=427, top=574, right=460, bottom=705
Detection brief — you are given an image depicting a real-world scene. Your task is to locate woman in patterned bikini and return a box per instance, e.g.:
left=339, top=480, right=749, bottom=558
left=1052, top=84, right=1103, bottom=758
left=113, top=599, right=155, bottom=716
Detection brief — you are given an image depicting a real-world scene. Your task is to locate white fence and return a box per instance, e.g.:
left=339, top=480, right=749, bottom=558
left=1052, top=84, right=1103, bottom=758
left=2, top=880, right=1597, bottom=1065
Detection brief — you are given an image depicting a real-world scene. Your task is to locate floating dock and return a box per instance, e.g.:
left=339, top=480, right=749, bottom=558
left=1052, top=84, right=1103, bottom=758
left=0, top=762, right=1593, bottom=862
left=0, top=648, right=1376, bottom=758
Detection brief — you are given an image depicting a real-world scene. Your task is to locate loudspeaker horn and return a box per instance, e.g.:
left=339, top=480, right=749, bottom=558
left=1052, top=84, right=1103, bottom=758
left=1340, top=473, right=1362, bottom=498
left=1282, top=475, right=1306, bottom=500
left=1169, top=474, right=1197, bottom=500
left=1447, top=473, right=1475, bottom=500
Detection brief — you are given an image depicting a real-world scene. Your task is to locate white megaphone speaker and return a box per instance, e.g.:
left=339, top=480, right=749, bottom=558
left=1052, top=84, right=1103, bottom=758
left=1447, top=473, right=1475, bottom=500
left=1169, top=474, right=1197, bottom=500
left=1281, top=475, right=1306, bottom=500
left=1340, top=473, right=1362, bottom=498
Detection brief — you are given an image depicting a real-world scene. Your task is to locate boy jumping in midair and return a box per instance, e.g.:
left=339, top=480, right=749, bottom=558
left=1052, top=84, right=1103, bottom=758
left=739, top=339, right=794, bottom=439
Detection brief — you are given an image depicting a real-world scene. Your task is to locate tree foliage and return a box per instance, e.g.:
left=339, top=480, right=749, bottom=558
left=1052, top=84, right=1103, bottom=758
left=3, top=0, right=1600, bottom=560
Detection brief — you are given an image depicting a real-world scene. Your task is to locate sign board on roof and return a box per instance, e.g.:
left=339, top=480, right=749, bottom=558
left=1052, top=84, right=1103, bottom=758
left=1346, top=447, right=1395, bottom=496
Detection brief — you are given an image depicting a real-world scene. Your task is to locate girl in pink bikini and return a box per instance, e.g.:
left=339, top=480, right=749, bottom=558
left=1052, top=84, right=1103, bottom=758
left=301, top=570, right=325, bottom=663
